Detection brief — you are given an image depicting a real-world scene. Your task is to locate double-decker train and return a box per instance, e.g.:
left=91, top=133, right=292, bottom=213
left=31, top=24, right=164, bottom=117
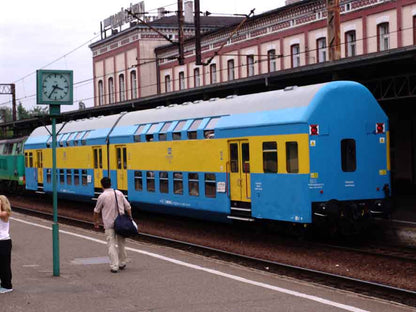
left=6, top=81, right=392, bottom=233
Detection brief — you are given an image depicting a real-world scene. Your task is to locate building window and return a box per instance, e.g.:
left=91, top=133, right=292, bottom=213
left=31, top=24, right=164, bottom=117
left=413, top=15, right=416, bottom=45
left=119, top=74, right=125, bottom=102
left=130, top=71, right=137, bottom=99
left=205, top=173, right=216, bottom=198
left=316, top=38, right=326, bottom=63
left=267, top=49, right=276, bottom=72
left=173, top=172, right=183, bottom=195
left=291, top=44, right=300, bottom=68
left=345, top=30, right=356, bottom=57
left=188, top=173, right=199, bottom=196
left=179, top=71, right=185, bottom=90
left=165, top=75, right=171, bottom=92
left=194, top=68, right=200, bottom=87
left=263, top=142, right=277, bottom=173
left=98, top=80, right=104, bottom=106
left=210, top=64, right=217, bottom=84
left=108, top=77, right=114, bottom=104
left=377, top=22, right=389, bottom=51
left=227, top=59, right=235, bottom=81
left=246, top=55, right=255, bottom=77
left=286, top=142, right=299, bottom=173
left=159, top=172, right=169, bottom=194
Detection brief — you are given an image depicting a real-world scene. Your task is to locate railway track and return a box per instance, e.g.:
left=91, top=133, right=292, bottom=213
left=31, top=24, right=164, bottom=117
left=12, top=203, right=416, bottom=308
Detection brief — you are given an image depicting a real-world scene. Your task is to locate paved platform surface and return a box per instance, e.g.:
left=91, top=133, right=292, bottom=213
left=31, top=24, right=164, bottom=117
left=1, top=212, right=414, bottom=312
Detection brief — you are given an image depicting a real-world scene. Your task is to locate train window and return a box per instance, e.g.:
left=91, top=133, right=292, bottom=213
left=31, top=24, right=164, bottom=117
left=0, top=144, right=4, bottom=155
left=188, top=173, right=199, bottom=196
left=74, top=132, right=84, bottom=146
left=286, top=142, right=299, bottom=173
left=146, top=124, right=159, bottom=142
left=173, top=120, right=186, bottom=140
left=203, top=117, right=220, bottom=139
left=74, top=169, right=80, bottom=185
left=205, top=173, right=216, bottom=198
left=146, top=171, right=155, bottom=192
left=60, top=169, right=65, bottom=184
left=188, top=119, right=202, bottom=140
left=82, top=170, right=88, bottom=186
left=59, top=133, right=69, bottom=147
left=28, top=152, right=33, bottom=167
left=174, top=172, right=183, bottom=195
left=134, top=171, right=143, bottom=191
left=159, top=172, right=169, bottom=193
left=81, top=131, right=90, bottom=145
left=159, top=122, right=172, bottom=141
left=67, top=170, right=72, bottom=185
left=134, top=125, right=146, bottom=142
left=15, top=142, right=22, bottom=154
left=341, top=139, right=356, bottom=172
left=230, top=143, right=238, bottom=172
left=46, top=169, right=51, bottom=184
left=263, top=142, right=278, bottom=173
left=4, top=143, right=12, bottom=155
left=66, top=133, right=74, bottom=146
left=242, top=143, right=250, bottom=173
left=46, top=136, right=52, bottom=148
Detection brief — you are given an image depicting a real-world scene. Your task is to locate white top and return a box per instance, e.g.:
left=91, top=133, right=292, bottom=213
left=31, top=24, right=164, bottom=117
left=0, top=219, right=10, bottom=240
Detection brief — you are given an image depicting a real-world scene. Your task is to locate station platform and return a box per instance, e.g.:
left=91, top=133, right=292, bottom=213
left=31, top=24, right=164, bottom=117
left=2, top=212, right=413, bottom=312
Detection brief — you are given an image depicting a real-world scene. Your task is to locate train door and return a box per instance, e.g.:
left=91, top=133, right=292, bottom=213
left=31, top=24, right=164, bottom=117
left=115, top=145, right=127, bottom=190
left=93, top=147, right=103, bottom=189
left=228, top=140, right=251, bottom=211
left=36, top=150, right=43, bottom=185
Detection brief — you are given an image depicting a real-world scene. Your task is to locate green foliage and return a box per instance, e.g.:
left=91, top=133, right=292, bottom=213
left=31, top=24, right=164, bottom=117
left=1, top=103, right=49, bottom=122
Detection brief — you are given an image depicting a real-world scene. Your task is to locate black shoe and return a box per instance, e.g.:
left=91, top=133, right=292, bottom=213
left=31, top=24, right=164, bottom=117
left=119, top=264, right=126, bottom=270
left=110, top=269, right=118, bottom=273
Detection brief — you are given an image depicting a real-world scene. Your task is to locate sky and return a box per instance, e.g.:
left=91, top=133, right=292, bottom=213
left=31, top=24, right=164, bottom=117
left=0, top=0, right=286, bottom=114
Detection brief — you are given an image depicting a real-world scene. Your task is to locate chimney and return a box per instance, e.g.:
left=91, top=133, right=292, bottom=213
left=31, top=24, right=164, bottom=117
left=158, top=7, right=166, bottom=19
left=184, top=0, right=193, bottom=24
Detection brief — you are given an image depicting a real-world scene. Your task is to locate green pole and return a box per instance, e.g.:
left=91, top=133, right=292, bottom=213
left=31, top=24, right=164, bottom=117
left=51, top=105, right=60, bottom=276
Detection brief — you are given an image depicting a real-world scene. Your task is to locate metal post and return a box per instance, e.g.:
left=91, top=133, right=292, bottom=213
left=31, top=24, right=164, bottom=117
left=51, top=105, right=60, bottom=276
left=11, top=84, right=16, bottom=121
left=177, top=0, right=185, bottom=65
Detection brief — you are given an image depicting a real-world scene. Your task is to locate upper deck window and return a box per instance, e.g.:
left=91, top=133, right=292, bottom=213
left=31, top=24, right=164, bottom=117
left=159, top=122, right=172, bottom=141
left=134, top=125, right=146, bottom=142
left=173, top=120, right=186, bottom=140
left=188, top=119, right=202, bottom=140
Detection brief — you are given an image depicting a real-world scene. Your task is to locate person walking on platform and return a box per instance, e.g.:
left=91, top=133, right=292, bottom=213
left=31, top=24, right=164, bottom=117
left=0, top=195, right=13, bottom=293
left=93, top=177, right=132, bottom=273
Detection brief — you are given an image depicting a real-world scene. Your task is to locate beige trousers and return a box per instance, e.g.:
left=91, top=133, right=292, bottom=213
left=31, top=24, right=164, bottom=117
left=105, top=228, right=127, bottom=271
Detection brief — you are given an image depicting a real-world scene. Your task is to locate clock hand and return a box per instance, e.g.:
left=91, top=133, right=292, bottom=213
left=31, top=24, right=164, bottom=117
left=55, top=86, right=64, bottom=91
left=48, top=85, right=57, bottom=98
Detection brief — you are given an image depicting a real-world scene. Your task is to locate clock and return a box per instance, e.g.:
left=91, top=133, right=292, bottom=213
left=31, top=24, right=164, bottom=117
left=36, top=70, right=73, bottom=105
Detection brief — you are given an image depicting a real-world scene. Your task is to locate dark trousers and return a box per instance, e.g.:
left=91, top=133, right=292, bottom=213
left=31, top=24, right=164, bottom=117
left=0, top=239, right=12, bottom=289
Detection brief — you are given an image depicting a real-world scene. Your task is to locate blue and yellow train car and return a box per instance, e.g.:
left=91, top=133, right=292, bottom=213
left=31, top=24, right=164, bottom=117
left=24, top=81, right=390, bottom=230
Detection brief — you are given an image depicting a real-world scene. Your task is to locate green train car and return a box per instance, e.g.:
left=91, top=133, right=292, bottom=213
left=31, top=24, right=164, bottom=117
left=0, top=137, right=26, bottom=192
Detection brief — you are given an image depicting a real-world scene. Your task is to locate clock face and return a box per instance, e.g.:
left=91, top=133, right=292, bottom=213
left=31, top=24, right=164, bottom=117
left=41, top=73, right=70, bottom=102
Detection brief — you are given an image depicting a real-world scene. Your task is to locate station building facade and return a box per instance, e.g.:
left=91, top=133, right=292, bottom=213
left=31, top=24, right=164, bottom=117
left=156, top=0, right=416, bottom=94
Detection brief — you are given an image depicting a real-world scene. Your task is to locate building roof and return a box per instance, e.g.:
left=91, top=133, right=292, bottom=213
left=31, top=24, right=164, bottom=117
left=148, top=15, right=244, bottom=28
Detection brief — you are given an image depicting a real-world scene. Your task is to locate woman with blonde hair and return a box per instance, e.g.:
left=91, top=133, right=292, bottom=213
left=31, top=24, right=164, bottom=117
left=0, top=195, right=13, bottom=293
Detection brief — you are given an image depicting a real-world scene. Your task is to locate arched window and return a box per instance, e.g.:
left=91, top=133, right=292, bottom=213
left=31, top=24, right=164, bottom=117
left=210, top=64, right=217, bottom=84
left=194, top=68, right=200, bottom=87
left=345, top=30, right=356, bottom=57
left=377, top=22, right=389, bottom=51
left=165, top=75, right=171, bottom=92
left=98, top=80, right=104, bottom=106
left=227, top=59, right=235, bottom=81
left=291, top=44, right=300, bottom=68
left=108, top=77, right=114, bottom=104
left=119, top=74, right=125, bottom=102
left=246, top=55, right=255, bottom=77
left=179, top=71, right=185, bottom=90
left=267, top=49, right=276, bottom=72
left=130, top=71, right=137, bottom=99
left=316, top=38, right=327, bottom=63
